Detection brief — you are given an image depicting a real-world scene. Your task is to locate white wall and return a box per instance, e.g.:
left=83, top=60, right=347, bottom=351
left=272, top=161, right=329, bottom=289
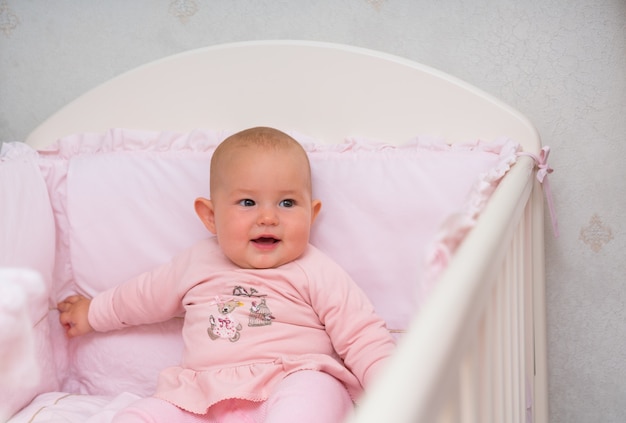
left=1, top=1, right=625, bottom=421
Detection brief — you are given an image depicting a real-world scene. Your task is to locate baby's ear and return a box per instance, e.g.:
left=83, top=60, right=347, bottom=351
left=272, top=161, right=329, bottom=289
left=311, top=199, right=322, bottom=224
left=194, top=197, right=217, bottom=234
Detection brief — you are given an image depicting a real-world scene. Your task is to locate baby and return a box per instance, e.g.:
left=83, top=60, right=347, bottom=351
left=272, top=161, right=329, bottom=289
left=58, top=127, right=396, bottom=422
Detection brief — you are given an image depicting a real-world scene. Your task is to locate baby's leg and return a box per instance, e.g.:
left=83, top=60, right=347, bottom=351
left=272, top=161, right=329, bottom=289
left=264, top=370, right=353, bottom=423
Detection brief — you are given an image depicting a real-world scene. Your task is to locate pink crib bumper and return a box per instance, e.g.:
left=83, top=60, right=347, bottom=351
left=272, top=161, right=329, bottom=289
left=0, top=129, right=519, bottom=421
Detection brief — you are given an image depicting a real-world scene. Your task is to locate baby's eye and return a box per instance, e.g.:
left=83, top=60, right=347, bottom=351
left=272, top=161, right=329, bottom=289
left=279, top=199, right=295, bottom=208
left=239, top=199, right=256, bottom=207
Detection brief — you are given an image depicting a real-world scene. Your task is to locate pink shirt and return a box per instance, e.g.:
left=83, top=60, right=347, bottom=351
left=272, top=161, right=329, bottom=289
left=89, top=238, right=395, bottom=414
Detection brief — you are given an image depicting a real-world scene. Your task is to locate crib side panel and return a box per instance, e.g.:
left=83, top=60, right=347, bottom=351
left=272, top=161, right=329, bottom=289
left=431, top=190, right=547, bottom=423
left=346, top=157, right=547, bottom=423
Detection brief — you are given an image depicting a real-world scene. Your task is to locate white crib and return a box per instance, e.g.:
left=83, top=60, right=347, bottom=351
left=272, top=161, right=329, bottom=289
left=0, top=41, right=548, bottom=422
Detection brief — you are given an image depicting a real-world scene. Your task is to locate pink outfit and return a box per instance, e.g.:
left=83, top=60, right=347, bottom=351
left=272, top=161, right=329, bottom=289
left=89, top=238, right=395, bottom=415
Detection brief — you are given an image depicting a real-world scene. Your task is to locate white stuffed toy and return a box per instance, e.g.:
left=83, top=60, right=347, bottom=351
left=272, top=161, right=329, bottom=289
left=0, top=268, right=46, bottom=421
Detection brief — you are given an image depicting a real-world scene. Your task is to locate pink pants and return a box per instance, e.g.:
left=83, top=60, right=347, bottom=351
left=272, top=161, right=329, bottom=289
left=112, top=370, right=353, bottom=423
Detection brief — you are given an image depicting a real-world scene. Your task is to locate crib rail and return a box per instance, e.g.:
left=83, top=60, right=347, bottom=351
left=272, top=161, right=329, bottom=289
left=347, top=157, right=548, bottom=423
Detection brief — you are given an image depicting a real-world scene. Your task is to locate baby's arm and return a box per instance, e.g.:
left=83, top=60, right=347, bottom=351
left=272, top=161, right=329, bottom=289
left=58, top=295, right=93, bottom=338
left=56, top=241, right=207, bottom=336
left=309, top=255, right=396, bottom=387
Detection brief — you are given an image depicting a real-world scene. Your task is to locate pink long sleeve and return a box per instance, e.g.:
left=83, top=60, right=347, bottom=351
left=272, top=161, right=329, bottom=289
left=296, top=251, right=396, bottom=388
left=88, top=245, right=200, bottom=332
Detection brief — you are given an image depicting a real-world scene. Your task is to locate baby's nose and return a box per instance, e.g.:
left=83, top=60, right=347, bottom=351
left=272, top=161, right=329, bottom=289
left=257, top=207, right=279, bottom=225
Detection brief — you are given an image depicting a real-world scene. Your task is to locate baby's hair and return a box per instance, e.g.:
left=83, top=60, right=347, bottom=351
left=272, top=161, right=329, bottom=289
left=210, top=127, right=312, bottom=195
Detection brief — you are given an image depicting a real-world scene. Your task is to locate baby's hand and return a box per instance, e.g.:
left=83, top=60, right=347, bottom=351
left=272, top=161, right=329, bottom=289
left=57, top=295, right=94, bottom=338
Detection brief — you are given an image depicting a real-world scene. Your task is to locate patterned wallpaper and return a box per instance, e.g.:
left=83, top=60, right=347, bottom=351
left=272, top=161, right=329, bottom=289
left=1, top=1, right=625, bottom=422
left=0, top=1, right=17, bottom=35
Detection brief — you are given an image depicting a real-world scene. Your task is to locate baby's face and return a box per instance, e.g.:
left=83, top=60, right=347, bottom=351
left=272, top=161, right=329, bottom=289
left=207, top=146, right=321, bottom=269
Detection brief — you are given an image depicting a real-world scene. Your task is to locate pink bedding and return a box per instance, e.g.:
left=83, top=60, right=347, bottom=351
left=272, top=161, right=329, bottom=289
left=0, top=129, right=519, bottom=421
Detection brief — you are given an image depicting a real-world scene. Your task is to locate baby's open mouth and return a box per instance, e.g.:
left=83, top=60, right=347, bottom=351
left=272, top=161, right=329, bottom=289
left=252, top=237, right=280, bottom=245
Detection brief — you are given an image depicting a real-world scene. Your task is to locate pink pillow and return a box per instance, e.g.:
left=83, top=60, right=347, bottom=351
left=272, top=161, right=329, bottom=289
left=37, top=128, right=518, bottom=396
left=307, top=137, right=518, bottom=327
left=0, top=144, right=59, bottom=419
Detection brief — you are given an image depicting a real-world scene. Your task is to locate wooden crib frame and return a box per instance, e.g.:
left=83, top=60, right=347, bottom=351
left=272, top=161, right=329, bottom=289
left=24, top=40, right=548, bottom=422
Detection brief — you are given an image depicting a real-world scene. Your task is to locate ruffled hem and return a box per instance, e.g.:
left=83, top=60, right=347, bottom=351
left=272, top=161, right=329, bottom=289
left=154, top=356, right=360, bottom=415
left=35, top=126, right=516, bottom=158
